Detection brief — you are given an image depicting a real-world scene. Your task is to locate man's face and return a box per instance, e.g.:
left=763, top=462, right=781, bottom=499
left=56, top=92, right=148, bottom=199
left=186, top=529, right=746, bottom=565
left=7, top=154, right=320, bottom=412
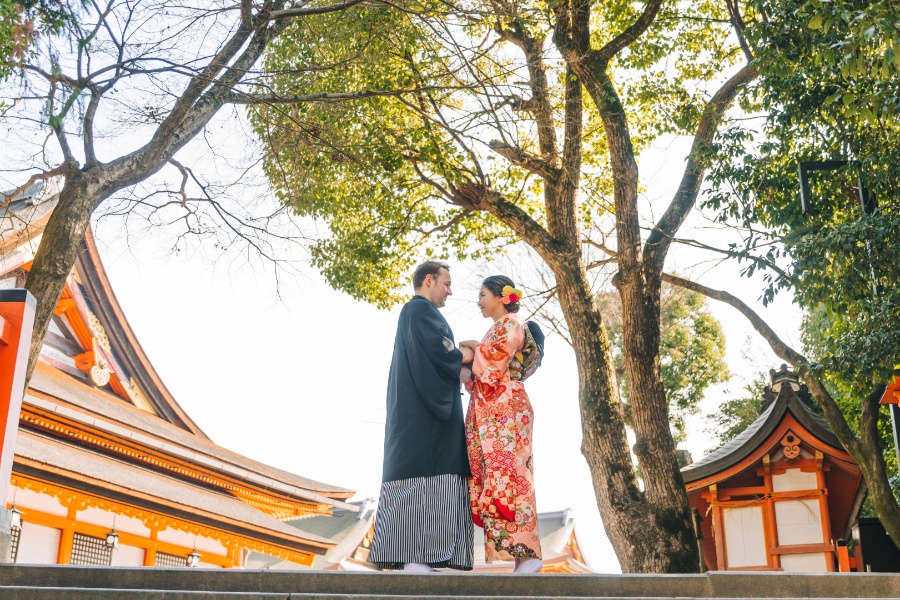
left=425, top=268, right=453, bottom=308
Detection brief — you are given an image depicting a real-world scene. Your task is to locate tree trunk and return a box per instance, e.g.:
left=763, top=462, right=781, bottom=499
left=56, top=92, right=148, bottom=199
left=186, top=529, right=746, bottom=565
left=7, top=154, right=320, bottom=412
left=24, top=169, right=108, bottom=382
left=560, top=58, right=698, bottom=573
left=618, top=274, right=698, bottom=571
left=551, top=255, right=698, bottom=571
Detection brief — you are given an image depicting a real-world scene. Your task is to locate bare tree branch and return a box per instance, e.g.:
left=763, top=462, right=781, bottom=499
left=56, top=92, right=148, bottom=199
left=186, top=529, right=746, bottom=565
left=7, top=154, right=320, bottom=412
left=449, top=180, right=565, bottom=264
left=725, top=0, right=754, bottom=63
left=488, top=140, right=560, bottom=181
left=225, top=87, right=472, bottom=104
left=271, top=0, right=368, bottom=19
left=645, top=63, right=758, bottom=275
left=661, top=272, right=805, bottom=365
left=594, top=0, right=664, bottom=67
left=1, top=164, right=74, bottom=211
left=241, top=0, right=254, bottom=27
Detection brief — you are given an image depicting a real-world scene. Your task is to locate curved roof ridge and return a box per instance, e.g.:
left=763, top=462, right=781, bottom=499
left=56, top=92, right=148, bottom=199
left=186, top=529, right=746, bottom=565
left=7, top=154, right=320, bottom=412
left=681, top=388, right=842, bottom=484
left=78, top=227, right=210, bottom=438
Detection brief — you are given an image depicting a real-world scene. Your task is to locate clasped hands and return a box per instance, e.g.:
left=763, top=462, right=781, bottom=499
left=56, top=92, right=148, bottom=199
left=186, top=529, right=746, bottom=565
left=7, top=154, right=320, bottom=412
left=458, top=340, right=478, bottom=390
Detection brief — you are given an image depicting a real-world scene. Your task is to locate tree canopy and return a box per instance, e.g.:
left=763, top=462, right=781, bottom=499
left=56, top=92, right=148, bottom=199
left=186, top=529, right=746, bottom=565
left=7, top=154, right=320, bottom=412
left=700, top=0, right=900, bottom=547
left=706, top=0, right=900, bottom=389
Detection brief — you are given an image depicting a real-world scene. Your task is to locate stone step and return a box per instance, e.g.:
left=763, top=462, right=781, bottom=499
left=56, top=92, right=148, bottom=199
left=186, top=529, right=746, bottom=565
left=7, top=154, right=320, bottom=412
left=0, top=566, right=898, bottom=599
left=0, top=593, right=893, bottom=600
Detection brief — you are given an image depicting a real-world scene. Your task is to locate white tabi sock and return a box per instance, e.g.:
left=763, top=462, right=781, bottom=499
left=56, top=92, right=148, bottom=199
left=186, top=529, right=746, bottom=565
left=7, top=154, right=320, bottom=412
left=513, top=558, right=543, bottom=573
left=403, top=562, right=437, bottom=572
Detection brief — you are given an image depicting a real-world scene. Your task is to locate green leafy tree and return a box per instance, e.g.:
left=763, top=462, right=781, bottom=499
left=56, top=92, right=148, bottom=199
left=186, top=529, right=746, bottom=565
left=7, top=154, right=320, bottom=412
left=688, top=0, right=900, bottom=547
left=598, top=285, right=729, bottom=443
left=0, top=1, right=78, bottom=80
left=253, top=0, right=759, bottom=572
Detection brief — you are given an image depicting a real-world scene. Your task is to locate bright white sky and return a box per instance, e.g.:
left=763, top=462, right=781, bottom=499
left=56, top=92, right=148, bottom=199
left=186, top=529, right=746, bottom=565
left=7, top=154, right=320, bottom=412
left=89, top=133, right=804, bottom=573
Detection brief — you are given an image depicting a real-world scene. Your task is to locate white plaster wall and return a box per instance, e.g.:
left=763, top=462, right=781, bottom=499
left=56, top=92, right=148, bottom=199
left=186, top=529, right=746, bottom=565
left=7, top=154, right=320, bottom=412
left=775, top=499, right=823, bottom=545
left=772, top=468, right=817, bottom=492
left=110, top=544, right=146, bottom=567
left=156, top=527, right=227, bottom=556
left=76, top=506, right=151, bottom=537
left=723, top=506, right=767, bottom=568
left=781, top=552, right=829, bottom=572
left=6, top=486, right=68, bottom=517
left=14, top=522, right=61, bottom=564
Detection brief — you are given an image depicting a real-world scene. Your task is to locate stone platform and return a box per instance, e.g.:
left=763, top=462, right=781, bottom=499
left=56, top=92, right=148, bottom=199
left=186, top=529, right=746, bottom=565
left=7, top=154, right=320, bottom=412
left=0, top=565, right=898, bottom=599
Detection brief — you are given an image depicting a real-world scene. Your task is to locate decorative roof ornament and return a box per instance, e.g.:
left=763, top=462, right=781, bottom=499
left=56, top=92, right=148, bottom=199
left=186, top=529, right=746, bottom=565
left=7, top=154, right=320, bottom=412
left=73, top=337, right=112, bottom=387
left=769, top=363, right=800, bottom=393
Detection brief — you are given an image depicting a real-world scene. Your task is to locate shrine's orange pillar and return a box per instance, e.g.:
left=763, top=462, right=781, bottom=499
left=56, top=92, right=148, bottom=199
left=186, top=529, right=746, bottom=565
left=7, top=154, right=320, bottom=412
left=1, top=289, right=36, bottom=509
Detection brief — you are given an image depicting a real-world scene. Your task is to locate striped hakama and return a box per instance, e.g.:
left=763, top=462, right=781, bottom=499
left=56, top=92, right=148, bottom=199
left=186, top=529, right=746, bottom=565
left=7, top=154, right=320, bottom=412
left=369, top=474, right=474, bottom=570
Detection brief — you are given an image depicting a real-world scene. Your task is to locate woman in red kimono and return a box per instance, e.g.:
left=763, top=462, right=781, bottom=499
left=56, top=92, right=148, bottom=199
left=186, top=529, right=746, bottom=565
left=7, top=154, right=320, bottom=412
left=460, top=275, right=542, bottom=573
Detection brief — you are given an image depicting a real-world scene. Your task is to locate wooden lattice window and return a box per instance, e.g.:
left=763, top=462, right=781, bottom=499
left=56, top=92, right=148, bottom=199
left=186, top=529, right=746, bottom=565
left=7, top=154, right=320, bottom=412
left=70, top=532, right=113, bottom=566
left=10, top=527, right=21, bottom=563
left=155, top=551, right=187, bottom=567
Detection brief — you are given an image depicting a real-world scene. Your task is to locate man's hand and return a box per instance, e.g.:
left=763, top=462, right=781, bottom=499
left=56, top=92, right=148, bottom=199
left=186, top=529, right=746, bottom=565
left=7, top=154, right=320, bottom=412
left=459, top=366, right=472, bottom=386
left=460, top=344, right=475, bottom=364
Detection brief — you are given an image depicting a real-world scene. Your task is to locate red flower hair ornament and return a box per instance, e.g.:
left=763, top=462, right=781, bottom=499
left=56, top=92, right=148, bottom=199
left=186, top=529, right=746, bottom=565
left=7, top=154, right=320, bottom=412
left=501, top=285, right=523, bottom=305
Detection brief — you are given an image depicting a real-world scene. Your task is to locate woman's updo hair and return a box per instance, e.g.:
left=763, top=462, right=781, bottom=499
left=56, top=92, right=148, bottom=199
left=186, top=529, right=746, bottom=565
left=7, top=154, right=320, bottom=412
left=482, top=275, right=520, bottom=313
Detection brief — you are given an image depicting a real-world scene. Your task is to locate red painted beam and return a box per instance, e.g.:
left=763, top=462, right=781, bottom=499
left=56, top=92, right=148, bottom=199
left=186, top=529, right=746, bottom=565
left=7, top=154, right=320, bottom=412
left=880, top=375, right=900, bottom=406
left=0, top=289, right=36, bottom=507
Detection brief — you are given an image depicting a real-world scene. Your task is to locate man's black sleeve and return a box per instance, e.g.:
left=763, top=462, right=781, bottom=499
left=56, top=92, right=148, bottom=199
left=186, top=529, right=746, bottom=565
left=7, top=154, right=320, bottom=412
left=405, top=306, right=463, bottom=421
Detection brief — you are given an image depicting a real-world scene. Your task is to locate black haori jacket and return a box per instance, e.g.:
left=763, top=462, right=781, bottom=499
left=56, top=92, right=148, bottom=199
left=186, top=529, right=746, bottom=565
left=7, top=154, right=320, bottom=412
left=382, top=295, right=471, bottom=482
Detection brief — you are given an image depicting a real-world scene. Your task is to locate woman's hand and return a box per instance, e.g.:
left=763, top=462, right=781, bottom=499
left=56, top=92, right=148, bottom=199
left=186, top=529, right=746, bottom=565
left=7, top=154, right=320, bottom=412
left=460, top=345, right=474, bottom=364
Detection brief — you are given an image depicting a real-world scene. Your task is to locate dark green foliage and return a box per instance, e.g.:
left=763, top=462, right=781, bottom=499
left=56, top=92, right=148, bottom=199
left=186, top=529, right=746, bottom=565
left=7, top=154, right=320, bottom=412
left=0, top=1, right=78, bottom=80
left=704, top=0, right=900, bottom=392
left=703, top=0, right=900, bottom=482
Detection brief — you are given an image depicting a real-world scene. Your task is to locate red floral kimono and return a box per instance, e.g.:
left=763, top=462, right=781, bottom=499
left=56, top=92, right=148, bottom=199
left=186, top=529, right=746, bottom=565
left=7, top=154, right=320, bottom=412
left=465, top=313, right=542, bottom=562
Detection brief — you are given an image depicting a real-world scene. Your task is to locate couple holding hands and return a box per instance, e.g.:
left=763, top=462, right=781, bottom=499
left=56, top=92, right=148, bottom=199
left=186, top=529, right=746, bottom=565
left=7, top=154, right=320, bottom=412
left=369, top=261, right=543, bottom=574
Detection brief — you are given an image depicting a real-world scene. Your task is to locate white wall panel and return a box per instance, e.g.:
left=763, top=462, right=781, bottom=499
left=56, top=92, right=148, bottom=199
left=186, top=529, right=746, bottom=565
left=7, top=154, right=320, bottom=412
left=775, top=499, right=822, bottom=545
left=723, top=506, right=767, bottom=568
left=15, top=522, right=61, bottom=564
left=781, top=552, right=829, bottom=572
left=110, top=544, right=146, bottom=567
left=772, top=468, right=817, bottom=492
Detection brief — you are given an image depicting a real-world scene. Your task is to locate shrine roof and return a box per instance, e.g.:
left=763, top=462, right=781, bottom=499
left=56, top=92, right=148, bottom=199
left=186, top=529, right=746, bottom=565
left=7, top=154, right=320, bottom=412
left=13, top=429, right=334, bottom=553
left=0, top=180, right=59, bottom=259
left=288, top=502, right=372, bottom=542
left=28, top=360, right=354, bottom=500
left=681, top=387, right=842, bottom=484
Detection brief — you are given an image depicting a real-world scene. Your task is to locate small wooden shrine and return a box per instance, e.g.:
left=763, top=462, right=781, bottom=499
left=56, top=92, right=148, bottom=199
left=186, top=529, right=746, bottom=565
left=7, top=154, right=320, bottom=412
left=681, top=365, right=864, bottom=572
left=2, top=181, right=354, bottom=567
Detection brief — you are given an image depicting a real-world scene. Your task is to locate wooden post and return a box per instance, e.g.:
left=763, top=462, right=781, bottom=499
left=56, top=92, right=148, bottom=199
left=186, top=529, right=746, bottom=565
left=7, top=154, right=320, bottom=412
left=0, top=289, right=36, bottom=563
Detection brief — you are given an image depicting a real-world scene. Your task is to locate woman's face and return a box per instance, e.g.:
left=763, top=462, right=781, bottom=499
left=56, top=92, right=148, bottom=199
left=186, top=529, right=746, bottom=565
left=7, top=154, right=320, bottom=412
left=477, top=285, right=505, bottom=318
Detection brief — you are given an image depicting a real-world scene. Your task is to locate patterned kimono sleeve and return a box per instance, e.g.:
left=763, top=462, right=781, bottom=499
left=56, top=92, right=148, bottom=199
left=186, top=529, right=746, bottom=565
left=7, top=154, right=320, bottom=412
left=472, top=316, right=523, bottom=383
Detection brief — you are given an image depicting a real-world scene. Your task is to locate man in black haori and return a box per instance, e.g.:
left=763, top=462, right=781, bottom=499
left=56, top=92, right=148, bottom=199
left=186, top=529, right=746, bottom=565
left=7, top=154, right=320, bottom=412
left=369, top=261, right=474, bottom=572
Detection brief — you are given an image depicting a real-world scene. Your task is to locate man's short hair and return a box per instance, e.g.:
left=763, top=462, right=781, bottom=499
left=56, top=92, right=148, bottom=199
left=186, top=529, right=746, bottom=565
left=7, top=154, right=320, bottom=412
left=413, top=261, right=450, bottom=290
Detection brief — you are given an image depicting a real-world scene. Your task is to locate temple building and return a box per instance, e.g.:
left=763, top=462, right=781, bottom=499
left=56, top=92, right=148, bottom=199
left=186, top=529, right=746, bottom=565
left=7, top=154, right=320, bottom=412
left=2, top=181, right=355, bottom=567
left=286, top=506, right=594, bottom=573
left=681, top=365, right=865, bottom=572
